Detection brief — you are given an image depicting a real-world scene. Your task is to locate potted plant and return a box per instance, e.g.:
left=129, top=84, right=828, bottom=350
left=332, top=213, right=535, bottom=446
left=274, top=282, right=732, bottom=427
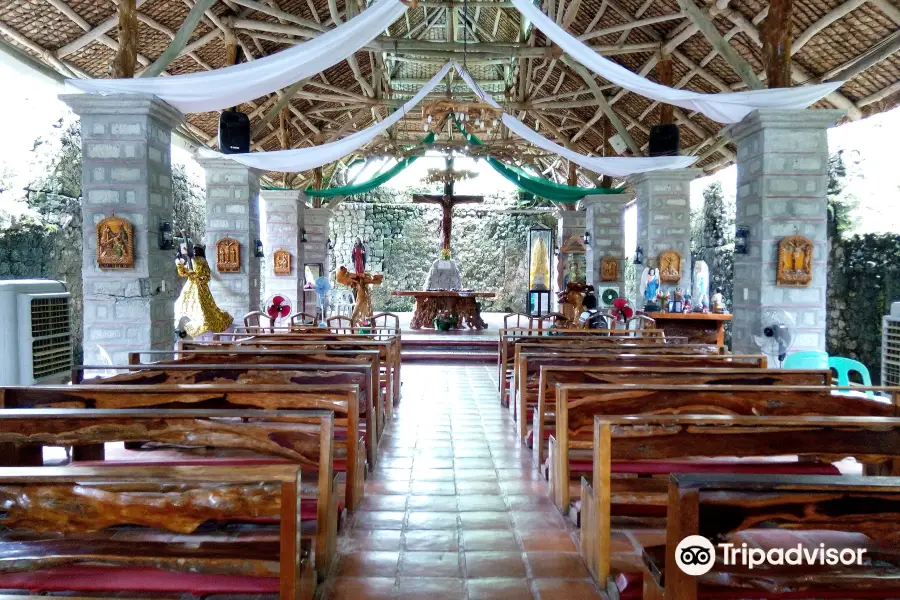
left=434, top=309, right=458, bottom=331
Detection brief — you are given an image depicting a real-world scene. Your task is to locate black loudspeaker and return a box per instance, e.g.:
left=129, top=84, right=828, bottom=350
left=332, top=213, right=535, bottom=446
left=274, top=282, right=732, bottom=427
left=219, top=110, right=250, bottom=154
left=648, top=124, right=680, bottom=157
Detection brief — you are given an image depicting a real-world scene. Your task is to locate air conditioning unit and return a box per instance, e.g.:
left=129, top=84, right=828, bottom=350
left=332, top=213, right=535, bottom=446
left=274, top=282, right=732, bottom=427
left=882, top=302, right=900, bottom=386
left=0, top=280, right=73, bottom=385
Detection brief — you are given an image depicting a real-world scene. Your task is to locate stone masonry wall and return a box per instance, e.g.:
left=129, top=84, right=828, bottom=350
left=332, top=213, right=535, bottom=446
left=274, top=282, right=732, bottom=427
left=330, top=202, right=557, bottom=313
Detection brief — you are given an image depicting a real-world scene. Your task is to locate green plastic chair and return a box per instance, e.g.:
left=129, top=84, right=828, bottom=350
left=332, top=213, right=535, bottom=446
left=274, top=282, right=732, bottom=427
left=783, top=351, right=829, bottom=370
left=828, top=356, right=874, bottom=398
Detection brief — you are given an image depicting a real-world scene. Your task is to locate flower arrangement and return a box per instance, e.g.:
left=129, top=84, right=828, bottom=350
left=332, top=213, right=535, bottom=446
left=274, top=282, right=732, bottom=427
left=439, top=248, right=452, bottom=260
left=434, top=309, right=458, bottom=331
left=357, top=317, right=372, bottom=334
left=656, top=290, right=670, bottom=311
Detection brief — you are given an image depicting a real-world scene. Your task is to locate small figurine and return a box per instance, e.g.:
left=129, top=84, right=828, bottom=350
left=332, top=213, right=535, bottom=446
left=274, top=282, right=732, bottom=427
left=692, top=260, right=710, bottom=311
left=640, top=267, right=660, bottom=311
left=352, top=237, right=367, bottom=274
left=711, top=287, right=726, bottom=314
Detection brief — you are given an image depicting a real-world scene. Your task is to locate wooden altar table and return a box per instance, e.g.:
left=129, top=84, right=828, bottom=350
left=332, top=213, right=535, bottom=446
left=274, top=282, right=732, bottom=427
left=393, top=290, right=496, bottom=330
left=644, top=312, right=732, bottom=345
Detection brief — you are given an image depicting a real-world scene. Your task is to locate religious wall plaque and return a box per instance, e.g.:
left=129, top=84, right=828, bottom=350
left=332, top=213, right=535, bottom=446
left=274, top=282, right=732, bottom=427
left=658, top=249, right=682, bottom=284
left=96, top=215, right=134, bottom=269
left=274, top=249, right=291, bottom=275
left=600, top=255, right=618, bottom=282
left=216, top=237, right=240, bottom=273
left=776, top=235, right=813, bottom=287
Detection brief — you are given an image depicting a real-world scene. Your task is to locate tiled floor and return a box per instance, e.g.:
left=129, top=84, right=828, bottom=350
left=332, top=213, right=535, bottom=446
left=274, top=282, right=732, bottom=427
left=319, top=363, right=605, bottom=600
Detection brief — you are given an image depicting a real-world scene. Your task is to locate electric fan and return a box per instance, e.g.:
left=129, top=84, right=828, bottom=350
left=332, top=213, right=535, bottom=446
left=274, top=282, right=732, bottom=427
left=752, top=308, right=796, bottom=367
left=611, top=297, right=635, bottom=324
left=600, top=287, right=620, bottom=307
left=314, top=276, right=332, bottom=325
left=266, top=294, right=292, bottom=327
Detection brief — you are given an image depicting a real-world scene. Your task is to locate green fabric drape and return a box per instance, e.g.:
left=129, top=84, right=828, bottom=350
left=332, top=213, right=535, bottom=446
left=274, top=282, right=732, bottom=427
left=302, top=133, right=436, bottom=198
left=455, top=121, right=625, bottom=201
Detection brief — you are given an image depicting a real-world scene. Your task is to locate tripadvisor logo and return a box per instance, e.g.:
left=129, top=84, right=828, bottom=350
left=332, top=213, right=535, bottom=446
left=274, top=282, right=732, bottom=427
left=675, top=535, right=868, bottom=576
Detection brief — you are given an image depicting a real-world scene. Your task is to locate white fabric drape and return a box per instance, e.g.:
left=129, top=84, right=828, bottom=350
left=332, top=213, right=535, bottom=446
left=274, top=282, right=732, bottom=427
left=511, top=0, right=844, bottom=123
left=451, top=61, right=698, bottom=176
left=67, top=0, right=406, bottom=114
left=197, top=63, right=453, bottom=171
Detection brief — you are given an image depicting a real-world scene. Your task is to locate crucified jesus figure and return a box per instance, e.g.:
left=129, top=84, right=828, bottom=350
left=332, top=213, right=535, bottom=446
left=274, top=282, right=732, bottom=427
left=412, top=157, right=483, bottom=250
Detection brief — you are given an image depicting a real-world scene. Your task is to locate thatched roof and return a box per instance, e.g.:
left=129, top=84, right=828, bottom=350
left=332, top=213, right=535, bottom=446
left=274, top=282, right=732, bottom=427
left=1, top=0, right=897, bottom=188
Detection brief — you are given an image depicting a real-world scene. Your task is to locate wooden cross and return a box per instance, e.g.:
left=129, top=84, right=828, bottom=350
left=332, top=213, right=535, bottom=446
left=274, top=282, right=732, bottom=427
left=412, top=157, right=483, bottom=251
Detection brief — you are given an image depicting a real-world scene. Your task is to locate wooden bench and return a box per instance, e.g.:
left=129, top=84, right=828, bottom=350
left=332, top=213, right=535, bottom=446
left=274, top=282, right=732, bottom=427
left=512, top=343, right=727, bottom=436
left=0, top=407, right=337, bottom=573
left=532, top=364, right=817, bottom=466
left=0, top=384, right=364, bottom=512
left=642, top=471, right=900, bottom=600
left=552, top=384, right=896, bottom=512
left=0, top=464, right=312, bottom=599
left=498, top=327, right=668, bottom=394
left=75, top=362, right=380, bottom=469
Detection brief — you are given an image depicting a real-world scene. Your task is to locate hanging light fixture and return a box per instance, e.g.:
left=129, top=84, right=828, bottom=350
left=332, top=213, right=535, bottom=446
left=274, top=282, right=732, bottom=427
left=583, top=230, right=591, bottom=246
left=255, top=239, right=265, bottom=258
left=735, top=227, right=749, bottom=254
left=634, top=245, right=644, bottom=265
left=301, top=228, right=308, bottom=243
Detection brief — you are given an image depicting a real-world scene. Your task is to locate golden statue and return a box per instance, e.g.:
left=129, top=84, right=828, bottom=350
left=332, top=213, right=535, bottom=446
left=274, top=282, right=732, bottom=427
left=336, top=266, right=384, bottom=324
left=176, top=245, right=233, bottom=338
left=530, top=236, right=550, bottom=290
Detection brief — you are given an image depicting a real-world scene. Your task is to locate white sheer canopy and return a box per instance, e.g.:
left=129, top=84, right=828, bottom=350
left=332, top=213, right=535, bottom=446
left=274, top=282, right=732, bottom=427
left=67, top=0, right=407, bottom=113
left=511, top=0, right=844, bottom=123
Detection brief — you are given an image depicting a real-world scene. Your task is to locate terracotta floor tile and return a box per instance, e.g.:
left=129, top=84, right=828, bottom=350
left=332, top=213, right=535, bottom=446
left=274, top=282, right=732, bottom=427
left=410, top=481, right=457, bottom=495
left=520, top=530, right=577, bottom=552
left=459, top=511, right=513, bottom=530
left=336, top=551, right=400, bottom=577
left=404, top=530, right=460, bottom=552
left=371, top=468, right=411, bottom=481
left=395, top=577, right=466, bottom=600
left=457, top=495, right=508, bottom=512
left=400, top=551, right=463, bottom=577
left=359, top=495, right=408, bottom=511
left=464, top=551, right=528, bottom=578
left=406, top=511, right=459, bottom=530
left=414, top=458, right=455, bottom=469
left=366, top=480, right=410, bottom=495
left=454, top=468, right=498, bottom=481
left=506, top=494, right=554, bottom=510
left=343, top=529, right=403, bottom=551
left=466, top=577, right=534, bottom=600
left=511, top=511, right=568, bottom=531
left=455, top=481, right=502, bottom=495
left=413, top=469, right=456, bottom=482
left=354, top=511, right=406, bottom=530
left=453, top=458, right=495, bottom=469
left=524, top=552, right=591, bottom=579
left=461, top=529, right=520, bottom=551
left=407, top=495, right=459, bottom=511
left=532, top=579, right=603, bottom=600
left=329, top=577, right=395, bottom=600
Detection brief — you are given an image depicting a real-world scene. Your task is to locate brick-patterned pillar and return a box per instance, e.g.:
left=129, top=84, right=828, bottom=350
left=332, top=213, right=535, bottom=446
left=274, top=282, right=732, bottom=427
left=304, top=207, right=332, bottom=276
left=261, top=189, right=306, bottom=317
left=198, top=157, right=261, bottom=326
left=725, top=109, right=843, bottom=354
left=583, top=194, right=630, bottom=300
left=61, top=93, right=182, bottom=365
left=629, top=168, right=700, bottom=291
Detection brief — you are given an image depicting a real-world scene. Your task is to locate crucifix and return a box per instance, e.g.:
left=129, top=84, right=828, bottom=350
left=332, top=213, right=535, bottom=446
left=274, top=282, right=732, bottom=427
left=413, top=156, right=483, bottom=251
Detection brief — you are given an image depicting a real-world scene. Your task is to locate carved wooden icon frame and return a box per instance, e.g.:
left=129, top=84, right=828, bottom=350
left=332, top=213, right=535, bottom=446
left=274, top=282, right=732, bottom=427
left=216, top=237, right=241, bottom=273
left=658, top=249, right=682, bottom=284
left=274, top=249, right=292, bottom=275
left=559, top=234, right=586, bottom=254
left=96, top=215, right=134, bottom=269
left=600, top=255, right=618, bottom=282
left=776, top=234, right=813, bottom=287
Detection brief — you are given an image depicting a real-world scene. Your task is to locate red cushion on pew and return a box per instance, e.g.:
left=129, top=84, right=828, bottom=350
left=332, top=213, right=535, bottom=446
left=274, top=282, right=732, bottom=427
left=0, top=566, right=279, bottom=594
left=568, top=460, right=842, bottom=476
left=79, top=457, right=291, bottom=467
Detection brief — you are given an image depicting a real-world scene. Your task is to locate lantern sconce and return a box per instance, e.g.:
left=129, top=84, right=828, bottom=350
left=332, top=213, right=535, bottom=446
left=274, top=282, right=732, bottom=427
left=582, top=230, right=591, bottom=246
left=326, top=238, right=335, bottom=251
left=301, top=228, right=308, bottom=243
left=735, top=227, right=749, bottom=255
left=254, top=239, right=265, bottom=258
left=158, top=220, right=174, bottom=250
left=634, top=245, right=644, bottom=265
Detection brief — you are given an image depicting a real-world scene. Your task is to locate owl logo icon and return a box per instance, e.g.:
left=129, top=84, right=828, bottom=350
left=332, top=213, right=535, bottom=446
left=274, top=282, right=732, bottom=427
left=675, top=535, right=716, bottom=576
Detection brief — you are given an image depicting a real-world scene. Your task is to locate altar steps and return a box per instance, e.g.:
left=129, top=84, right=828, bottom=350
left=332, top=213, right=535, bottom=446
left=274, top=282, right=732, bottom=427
left=401, top=338, right=498, bottom=363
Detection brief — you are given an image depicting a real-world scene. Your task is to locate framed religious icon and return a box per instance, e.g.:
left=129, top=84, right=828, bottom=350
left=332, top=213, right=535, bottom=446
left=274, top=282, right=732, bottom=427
left=600, top=255, right=618, bottom=282
left=776, top=235, right=813, bottom=287
left=96, top=215, right=134, bottom=269
left=658, top=249, right=682, bottom=284
left=274, top=249, right=291, bottom=275
left=527, top=224, right=552, bottom=291
left=216, top=237, right=240, bottom=273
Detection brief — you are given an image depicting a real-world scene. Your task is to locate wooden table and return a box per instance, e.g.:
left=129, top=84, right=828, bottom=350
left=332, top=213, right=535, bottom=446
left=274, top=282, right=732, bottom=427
left=393, top=290, right=496, bottom=330
left=644, top=312, right=732, bottom=345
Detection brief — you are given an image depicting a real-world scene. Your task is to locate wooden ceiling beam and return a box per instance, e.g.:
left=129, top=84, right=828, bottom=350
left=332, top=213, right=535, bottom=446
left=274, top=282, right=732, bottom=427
left=579, top=12, right=687, bottom=41
left=55, top=0, right=150, bottom=57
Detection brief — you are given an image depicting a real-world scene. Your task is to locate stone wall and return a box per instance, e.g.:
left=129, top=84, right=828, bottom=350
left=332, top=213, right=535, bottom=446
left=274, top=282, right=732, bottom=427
left=330, top=202, right=557, bottom=313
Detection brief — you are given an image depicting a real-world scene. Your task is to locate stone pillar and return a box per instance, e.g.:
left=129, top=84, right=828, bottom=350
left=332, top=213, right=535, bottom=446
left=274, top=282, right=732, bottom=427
left=198, top=158, right=262, bottom=326
left=583, top=193, right=630, bottom=299
left=629, top=168, right=701, bottom=291
left=61, top=93, right=183, bottom=365
left=725, top=109, right=843, bottom=354
left=304, top=207, right=333, bottom=276
left=262, top=189, right=306, bottom=315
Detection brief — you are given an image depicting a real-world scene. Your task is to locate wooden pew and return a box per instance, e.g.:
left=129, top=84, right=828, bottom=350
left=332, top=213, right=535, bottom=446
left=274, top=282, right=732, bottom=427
left=532, top=361, right=792, bottom=465
left=0, top=384, right=364, bottom=512
left=497, top=327, right=668, bottom=394
left=512, top=343, right=727, bottom=436
left=196, top=331, right=402, bottom=410
left=0, top=407, right=336, bottom=574
left=552, top=384, right=896, bottom=512
left=130, top=348, right=385, bottom=446
left=75, top=363, right=380, bottom=469
left=0, top=464, right=312, bottom=599
left=643, top=472, right=900, bottom=600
